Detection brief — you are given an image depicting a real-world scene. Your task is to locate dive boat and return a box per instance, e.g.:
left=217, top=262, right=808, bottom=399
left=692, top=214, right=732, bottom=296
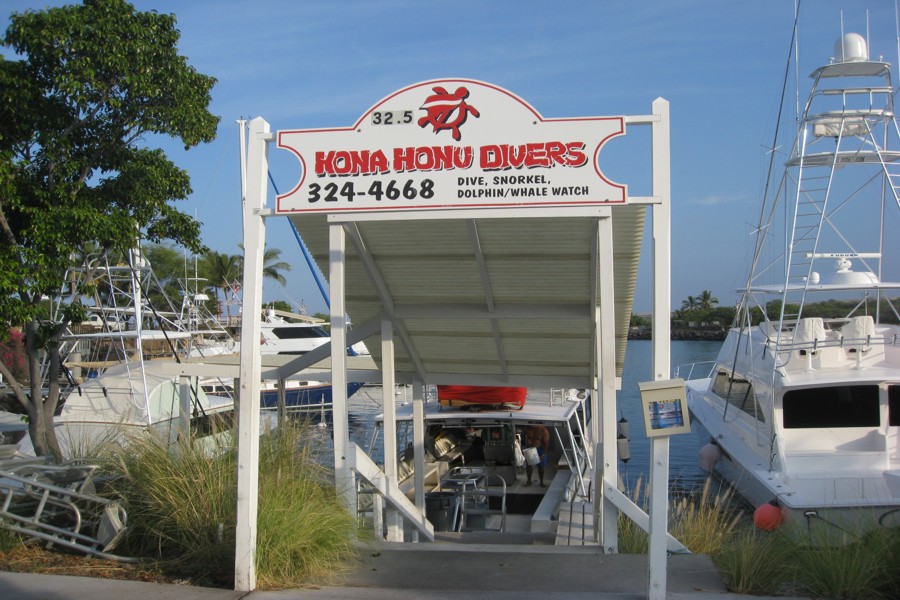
left=679, top=28, right=900, bottom=535
left=364, top=388, right=595, bottom=544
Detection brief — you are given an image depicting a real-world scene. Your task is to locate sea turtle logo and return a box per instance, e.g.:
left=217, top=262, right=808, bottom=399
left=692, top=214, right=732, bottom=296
left=418, top=86, right=480, bottom=141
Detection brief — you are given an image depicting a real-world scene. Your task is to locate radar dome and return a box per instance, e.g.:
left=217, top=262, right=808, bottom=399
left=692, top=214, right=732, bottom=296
left=835, top=33, right=868, bottom=62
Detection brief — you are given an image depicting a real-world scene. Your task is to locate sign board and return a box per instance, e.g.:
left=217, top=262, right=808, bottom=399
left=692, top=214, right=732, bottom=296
left=276, top=79, right=626, bottom=214
left=637, top=379, right=691, bottom=438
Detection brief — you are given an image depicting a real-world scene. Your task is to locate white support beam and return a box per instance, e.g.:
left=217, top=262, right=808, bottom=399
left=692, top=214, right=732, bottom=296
left=596, top=216, right=619, bottom=551
left=412, top=380, right=426, bottom=541
left=330, top=223, right=355, bottom=514
left=648, top=97, right=672, bottom=600
left=381, top=312, right=403, bottom=541
left=234, top=117, right=269, bottom=592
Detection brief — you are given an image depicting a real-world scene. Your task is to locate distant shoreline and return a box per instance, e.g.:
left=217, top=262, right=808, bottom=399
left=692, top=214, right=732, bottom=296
left=628, top=328, right=726, bottom=341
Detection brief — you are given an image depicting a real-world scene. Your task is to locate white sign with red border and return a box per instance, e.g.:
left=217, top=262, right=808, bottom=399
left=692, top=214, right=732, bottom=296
left=276, top=79, right=626, bottom=214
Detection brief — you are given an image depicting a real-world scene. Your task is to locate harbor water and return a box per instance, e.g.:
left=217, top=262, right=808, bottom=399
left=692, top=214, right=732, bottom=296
left=299, top=339, right=723, bottom=497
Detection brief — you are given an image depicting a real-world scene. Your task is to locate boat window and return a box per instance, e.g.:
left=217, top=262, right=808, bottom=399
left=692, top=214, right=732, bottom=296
left=889, top=385, right=900, bottom=427
left=783, top=385, right=880, bottom=428
left=711, top=369, right=764, bottom=422
left=270, top=326, right=329, bottom=339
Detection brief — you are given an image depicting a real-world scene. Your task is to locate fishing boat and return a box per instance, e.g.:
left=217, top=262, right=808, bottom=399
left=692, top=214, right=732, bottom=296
left=229, top=307, right=365, bottom=412
left=363, top=388, right=601, bottom=544
left=259, top=307, right=331, bottom=355
left=0, top=248, right=237, bottom=457
left=679, top=27, right=900, bottom=535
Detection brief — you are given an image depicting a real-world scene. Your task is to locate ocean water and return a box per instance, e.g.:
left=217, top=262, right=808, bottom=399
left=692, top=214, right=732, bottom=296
left=304, top=339, right=723, bottom=497
left=617, top=339, right=722, bottom=492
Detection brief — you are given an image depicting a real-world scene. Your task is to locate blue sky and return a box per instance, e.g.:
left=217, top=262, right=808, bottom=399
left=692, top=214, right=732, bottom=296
left=4, top=1, right=898, bottom=315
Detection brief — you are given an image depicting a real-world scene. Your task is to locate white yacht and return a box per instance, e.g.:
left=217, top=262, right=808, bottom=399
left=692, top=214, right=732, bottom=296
left=680, top=29, right=900, bottom=535
left=0, top=249, right=236, bottom=456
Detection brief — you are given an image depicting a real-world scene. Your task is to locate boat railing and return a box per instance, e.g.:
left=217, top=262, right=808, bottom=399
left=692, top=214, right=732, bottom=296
left=350, top=442, right=435, bottom=542
left=763, top=329, right=900, bottom=355
left=673, top=361, right=716, bottom=381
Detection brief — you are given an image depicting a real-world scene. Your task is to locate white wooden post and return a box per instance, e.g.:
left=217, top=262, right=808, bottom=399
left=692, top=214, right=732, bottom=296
left=597, top=215, right=618, bottom=551
left=330, top=223, right=355, bottom=513
left=647, top=97, right=672, bottom=600
left=235, top=116, right=269, bottom=592
left=381, top=313, right=402, bottom=541
left=412, top=380, right=426, bottom=542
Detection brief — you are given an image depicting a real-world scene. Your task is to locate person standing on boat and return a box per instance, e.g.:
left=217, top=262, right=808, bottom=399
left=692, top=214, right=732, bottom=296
left=523, top=425, right=550, bottom=487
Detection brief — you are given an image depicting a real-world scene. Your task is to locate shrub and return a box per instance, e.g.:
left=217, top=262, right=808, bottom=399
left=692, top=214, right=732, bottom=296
left=669, top=478, right=742, bottom=555
left=794, top=523, right=899, bottom=600
left=108, top=422, right=358, bottom=588
left=713, top=529, right=796, bottom=595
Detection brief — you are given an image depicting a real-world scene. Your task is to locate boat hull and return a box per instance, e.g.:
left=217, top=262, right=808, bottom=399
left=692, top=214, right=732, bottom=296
left=688, top=377, right=900, bottom=536
left=260, top=382, right=365, bottom=410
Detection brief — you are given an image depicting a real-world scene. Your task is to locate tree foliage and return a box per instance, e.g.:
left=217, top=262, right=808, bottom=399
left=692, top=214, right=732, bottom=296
left=0, top=0, right=219, bottom=458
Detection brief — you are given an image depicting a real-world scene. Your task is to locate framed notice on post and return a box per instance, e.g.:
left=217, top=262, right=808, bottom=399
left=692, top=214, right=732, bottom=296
left=638, top=378, right=690, bottom=438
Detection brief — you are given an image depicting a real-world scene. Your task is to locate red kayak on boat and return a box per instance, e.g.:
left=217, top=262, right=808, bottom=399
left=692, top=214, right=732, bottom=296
left=437, top=385, right=527, bottom=410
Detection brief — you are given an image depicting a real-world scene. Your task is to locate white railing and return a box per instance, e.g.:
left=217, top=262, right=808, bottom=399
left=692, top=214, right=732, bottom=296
left=348, top=442, right=434, bottom=541
left=673, top=361, right=716, bottom=381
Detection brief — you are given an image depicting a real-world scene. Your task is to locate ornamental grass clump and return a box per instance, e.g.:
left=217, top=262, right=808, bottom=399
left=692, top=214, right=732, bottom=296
left=110, top=431, right=237, bottom=582
left=254, top=423, right=360, bottom=588
left=713, top=529, right=797, bottom=595
left=616, top=477, right=741, bottom=556
left=109, top=421, right=358, bottom=588
left=616, top=477, right=648, bottom=554
left=793, top=522, right=900, bottom=600
left=668, top=477, right=742, bottom=555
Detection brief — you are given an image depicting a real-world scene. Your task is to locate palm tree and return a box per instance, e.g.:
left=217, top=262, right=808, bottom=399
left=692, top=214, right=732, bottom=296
left=681, top=296, right=698, bottom=312
left=245, top=247, right=291, bottom=287
left=235, top=245, right=292, bottom=289
left=200, top=251, right=242, bottom=320
left=697, top=290, right=719, bottom=311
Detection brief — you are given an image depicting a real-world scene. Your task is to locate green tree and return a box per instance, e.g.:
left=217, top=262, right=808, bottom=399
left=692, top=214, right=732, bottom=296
left=260, top=247, right=291, bottom=287
left=697, top=290, right=719, bottom=310
left=682, top=296, right=698, bottom=312
left=200, top=251, right=242, bottom=320
left=143, top=243, right=191, bottom=310
left=0, top=0, right=218, bottom=459
left=236, top=244, right=292, bottom=286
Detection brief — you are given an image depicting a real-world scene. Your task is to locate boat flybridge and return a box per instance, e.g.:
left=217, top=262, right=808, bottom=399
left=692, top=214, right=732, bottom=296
left=364, top=389, right=596, bottom=544
left=680, top=31, right=900, bottom=537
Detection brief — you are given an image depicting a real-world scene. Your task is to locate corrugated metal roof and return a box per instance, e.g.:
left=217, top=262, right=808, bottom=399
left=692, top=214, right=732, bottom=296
left=288, top=206, right=645, bottom=388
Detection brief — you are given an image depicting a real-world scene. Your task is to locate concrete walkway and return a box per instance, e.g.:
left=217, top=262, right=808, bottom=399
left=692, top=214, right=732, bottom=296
left=2, top=543, right=814, bottom=600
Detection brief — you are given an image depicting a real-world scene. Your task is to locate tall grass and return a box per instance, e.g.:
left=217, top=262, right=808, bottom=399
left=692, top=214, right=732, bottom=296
left=254, top=423, right=360, bottom=589
left=792, top=524, right=900, bottom=600
left=713, top=529, right=796, bottom=595
left=616, top=477, right=741, bottom=556
left=107, top=422, right=359, bottom=588
left=668, top=478, right=742, bottom=555
left=615, top=477, right=900, bottom=598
